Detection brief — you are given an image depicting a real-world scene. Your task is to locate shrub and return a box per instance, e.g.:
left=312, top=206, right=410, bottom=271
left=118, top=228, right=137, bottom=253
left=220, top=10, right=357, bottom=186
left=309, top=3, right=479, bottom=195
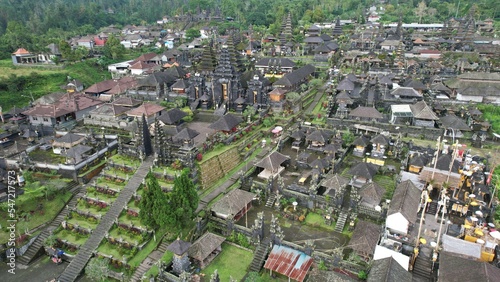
left=196, top=153, right=203, bottom=161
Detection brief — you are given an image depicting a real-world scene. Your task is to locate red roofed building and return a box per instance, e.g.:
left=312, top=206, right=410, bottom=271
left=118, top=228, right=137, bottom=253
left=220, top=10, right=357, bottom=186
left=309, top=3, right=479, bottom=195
left=126, top=103, right=165, bottom=123
left=264, top=245, right=314, bottom=282
left=23, top=92, right=103, bottom=126
left=12, top=48, right=38, bottom=64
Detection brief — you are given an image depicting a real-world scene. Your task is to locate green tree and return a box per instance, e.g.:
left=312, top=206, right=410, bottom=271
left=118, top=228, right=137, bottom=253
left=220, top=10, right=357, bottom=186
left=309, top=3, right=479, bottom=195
left=170, top=169, right=199, bottom=228
left=185, top=28, right=201, bottom=41
left=342, top=131, right=355, bottom=145
left=139, top=173, right=170, bottom=229
left=85, top=257, right=110, bottom=282
left=59, top=40, right=72, bottom=60
left=103, top=35, right=125, bottom=60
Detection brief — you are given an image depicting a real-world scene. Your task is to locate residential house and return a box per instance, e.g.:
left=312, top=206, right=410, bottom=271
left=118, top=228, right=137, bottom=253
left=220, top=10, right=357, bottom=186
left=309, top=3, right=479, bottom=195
left=11, top=48, right=37, bottom=64
left=121, top=34, right=143, bottom=49
left=352, top=135, right=370, bottom=157
left=188, top=232, right=225, bottom=269
left=51, top=133, right=86, bottom=154
left=347, top=220, right=381, bottom=261
left=127, top=72, right=176, bottom=100
left=255, top=58, right=296, bottom=78
left=107, top=60, right=134, bottom=78
left=129, top=60, right=158, bottom=76
left=84, top=103, right=130, bottom=128
left=410, top=100, right=439, bottom=127
left=85, top=80, right=119, bottom=97
left=320, top=174, right=349, bottom=208
left=349, top=162, right=379, bottom=187
left=349, top=106, right=384, bottom=122
left=126, top=103, right=165, bottom=124
left=264, top=245, right=313, bottom=282
left=211, top=188, right=255, bottom=220
left=77, top=36, right=95, bottom=49
left=386, top=180, right=421, bottom=237
left=273, top=64, right=315, bottom=91
left=23, top=93, right=103, bottom=127
left=384, top=87, right=422, bottom=103
left=445, top=72, right=500, bottom=103
left=359, top=182, right=386, bottom=215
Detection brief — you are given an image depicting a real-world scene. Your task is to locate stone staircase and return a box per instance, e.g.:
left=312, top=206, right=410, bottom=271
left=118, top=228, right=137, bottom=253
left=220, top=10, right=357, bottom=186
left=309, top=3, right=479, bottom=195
left=17, top=181, right=82, bottom=266
left=58, top=157, right=154, bottom=282
left=426, top=201, right=438, bottom=216
left=248, top=238, right=271, bottom=273
left=412, top=250, right=433, bottom=281
left=130, top=240, right=170, bottom=281
left=334, top=211, right=348, bottom=233
left=265, top=193, right=276, bottom=208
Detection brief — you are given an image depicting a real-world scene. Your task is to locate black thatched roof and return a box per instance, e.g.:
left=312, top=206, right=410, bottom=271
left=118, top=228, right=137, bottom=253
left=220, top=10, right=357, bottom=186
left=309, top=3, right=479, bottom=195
left=352, top=135, right=370, bottom=147
left=435, top=153, right=461, bottom=173
left=404, top=79, right=427, bottom=90
left=164, top=65, right=188, bottom=78
left=439, top=115, right=471, bottom=131
left=438, top=251, right=500, bottom=282
left=309, top=157, right=329, bottom=170
left=349, top=106, right=383, bottom=119
left=255, top=151, right=290, bottom=171
left=360, top=182, right=385, bottom=207
left=370, top=134, right=390, bottom=146
left=336, top=78, right=355, bottom=91
left=273, top=65, right=315, bottom=87
left=367, top=257, right=411, bottom=282
left=410, top=101, right=439, bottom=120
left=409, top=154, right=429, bottom=167
left=290, top=129, right=306, bottom=140
left=209, top=113, right=242, bottom=131
left=158, top=108, right=187, bottom=125
left=188, top=232, right=226, bottom=261
left=211, top=189, right=255, bottom=217
left=323, top=143, right=340, bottom=154
left=173, top=128, right=199, bottom=142
left=22, top=129, right=38, bottom=138
left=306, top=130, right=331, bottom=143
left=171, top=79, right=189, bottom=90
left=167, top=238, right=191, bottom=255
left=347, top=220, right=380, bottom=258
left=138, top=72, right=176, bottom=87
left=349, top=162, right=378, bottom=179
left=320, top=174, right=349, bottom=189
left=387, top=180, right=420, bottom=225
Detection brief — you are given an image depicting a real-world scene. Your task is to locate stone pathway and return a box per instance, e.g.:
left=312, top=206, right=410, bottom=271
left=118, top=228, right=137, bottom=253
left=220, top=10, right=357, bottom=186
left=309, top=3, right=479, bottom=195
left=58, top=157, right=154, bottom=282
left=130, top=241, right=169, bottom=281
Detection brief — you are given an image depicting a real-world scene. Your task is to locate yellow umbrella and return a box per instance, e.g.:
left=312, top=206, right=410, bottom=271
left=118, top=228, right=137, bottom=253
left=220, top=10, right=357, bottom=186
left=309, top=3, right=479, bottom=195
left=464, top=224, right=473, bottom=229
left=470, top=201, right=479, bottom=206
left=475, top=229, right=484, bottom=236
left=420, top=238, right=427, bottom=245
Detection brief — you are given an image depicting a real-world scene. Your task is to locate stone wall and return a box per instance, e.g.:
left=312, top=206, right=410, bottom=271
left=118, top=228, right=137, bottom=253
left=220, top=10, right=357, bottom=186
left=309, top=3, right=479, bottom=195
left=198, top=155, right=225, bottom=189
left=198, top=147, right=241, bottom=189
left=326, top=117, right=444, bottom=140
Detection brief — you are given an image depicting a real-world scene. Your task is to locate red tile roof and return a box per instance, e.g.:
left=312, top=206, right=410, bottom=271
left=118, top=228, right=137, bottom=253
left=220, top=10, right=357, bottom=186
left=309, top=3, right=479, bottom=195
left=85, top=80, right=119, bottom=94
left=12, top=48, right=31, bottom=55
left=264, top=245, right=313, bottom=282
left=126, top=103, right=165, bottom=117
left=23, top=93, right=103, bottom=117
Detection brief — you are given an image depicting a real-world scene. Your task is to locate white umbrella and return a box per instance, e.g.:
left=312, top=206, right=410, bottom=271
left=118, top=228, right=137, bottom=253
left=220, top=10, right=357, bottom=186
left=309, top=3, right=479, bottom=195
left=475, top=210, right=483, bottom=217
left=490, top=231, right=500, bottom=240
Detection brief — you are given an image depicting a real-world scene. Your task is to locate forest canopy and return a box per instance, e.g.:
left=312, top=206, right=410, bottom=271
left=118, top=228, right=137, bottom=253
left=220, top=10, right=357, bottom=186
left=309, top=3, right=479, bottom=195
left=0, top=0, right=497, bottom=57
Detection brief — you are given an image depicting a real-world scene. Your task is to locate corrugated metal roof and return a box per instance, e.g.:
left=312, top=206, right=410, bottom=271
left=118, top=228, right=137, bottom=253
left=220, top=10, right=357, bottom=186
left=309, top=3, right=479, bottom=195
left=264, top=245, right=313, bottom=282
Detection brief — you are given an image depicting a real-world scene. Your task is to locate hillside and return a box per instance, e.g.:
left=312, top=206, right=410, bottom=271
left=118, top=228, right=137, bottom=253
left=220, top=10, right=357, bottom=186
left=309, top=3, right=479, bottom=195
left=0, top=59, right=111, bottom=112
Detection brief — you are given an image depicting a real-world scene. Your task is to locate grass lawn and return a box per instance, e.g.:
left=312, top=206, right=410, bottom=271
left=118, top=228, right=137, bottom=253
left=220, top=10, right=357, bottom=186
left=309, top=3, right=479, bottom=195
left=143, top=251, right=174, bottom=279
left=76, top=201, right=110, bottom=216
left=373, top=174, right=396, bottom=199
left=118, top=212, right=146, bottom=229
left=54, top=229, right=89, bottom=246
left=108, top=226, right=145, bottom=245
left=201, top=243, right=253, bottom=281
left=67, top=217, right=98, bottom=230
left=0, top=191, right=72, bottom=244
left=105, top=167, right=135, bottom=178
left=97, top=241, right=133, bottom=260
left=151, top=165, right=178, bottom=176
left=0, top=59, right=63, bottom=78
left=198, top=144, right=236, bottom=165
left=109, top=154, right=141, bottom=168
left=96, top=177, right=126, bottom=190
left=128, top=227, right=169, bottom=268
left=304, top=212, right=335, bottom=231
left=87, top=189, right=118, bottom=203
left=28, top=149, right=66, bottom=163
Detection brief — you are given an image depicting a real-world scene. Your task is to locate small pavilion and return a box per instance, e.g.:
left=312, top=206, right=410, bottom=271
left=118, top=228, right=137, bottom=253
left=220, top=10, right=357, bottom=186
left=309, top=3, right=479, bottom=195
left=255, top=151, right=290, bottom=179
